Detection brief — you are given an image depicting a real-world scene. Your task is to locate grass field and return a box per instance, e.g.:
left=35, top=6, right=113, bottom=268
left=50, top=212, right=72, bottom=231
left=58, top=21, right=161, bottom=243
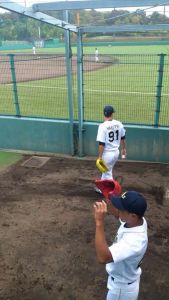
left=1, top=43, right=169, bottom=55
left=0, top=44, right=169, bottom=126
left=0, top=151, right=22, bottom=169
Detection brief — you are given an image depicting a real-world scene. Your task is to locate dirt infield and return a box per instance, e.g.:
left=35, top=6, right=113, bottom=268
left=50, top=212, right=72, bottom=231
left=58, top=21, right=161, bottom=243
left=0, top=155, right=169, bottom=300
left=0, top=54, right=110, bottom=84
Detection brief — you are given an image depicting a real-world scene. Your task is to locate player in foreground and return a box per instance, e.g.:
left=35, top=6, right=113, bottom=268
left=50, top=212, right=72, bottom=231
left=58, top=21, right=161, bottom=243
left=95, top=105, right=126, bottom=193
left=93, top=191, right=148, bottom=300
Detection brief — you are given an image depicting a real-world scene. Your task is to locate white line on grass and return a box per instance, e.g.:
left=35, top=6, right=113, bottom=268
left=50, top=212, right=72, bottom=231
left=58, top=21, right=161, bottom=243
left=15, top=84, right=169, bottom=96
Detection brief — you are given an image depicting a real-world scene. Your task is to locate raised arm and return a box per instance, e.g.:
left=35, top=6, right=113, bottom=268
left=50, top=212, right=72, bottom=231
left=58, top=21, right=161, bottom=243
left=93, top=200, right=113, bottom=263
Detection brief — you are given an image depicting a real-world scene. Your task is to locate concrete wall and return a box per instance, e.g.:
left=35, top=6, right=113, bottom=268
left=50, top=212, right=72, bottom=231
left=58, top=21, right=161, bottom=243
left=0, top=117, right=168, bottom=163
left=83, top=123, right=169, bottom=163
left=0, top=117, right=72, bottom=154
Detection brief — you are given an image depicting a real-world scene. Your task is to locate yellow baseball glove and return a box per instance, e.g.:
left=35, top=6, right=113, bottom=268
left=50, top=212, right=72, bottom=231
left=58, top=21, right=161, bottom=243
left=96, top=158, right=108, bottom=173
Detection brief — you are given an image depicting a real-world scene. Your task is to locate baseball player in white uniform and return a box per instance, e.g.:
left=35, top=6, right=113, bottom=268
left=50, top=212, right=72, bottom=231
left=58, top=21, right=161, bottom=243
left=95, top=48, right=99, bottom=62
left=93, top=191, right=148, bottom=300
left=32, top=46, right=36, bottom=55
left=95, top=105, right=126, bottom=193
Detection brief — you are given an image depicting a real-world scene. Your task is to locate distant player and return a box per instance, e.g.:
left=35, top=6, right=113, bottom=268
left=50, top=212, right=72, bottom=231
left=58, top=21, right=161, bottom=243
left=95, top=47, right=99, bottom=62
left=93, top=191, right=148, bottom=300
left=32, top=46, right=36, bottom=55
left=95, top=105, right=126, bottom=193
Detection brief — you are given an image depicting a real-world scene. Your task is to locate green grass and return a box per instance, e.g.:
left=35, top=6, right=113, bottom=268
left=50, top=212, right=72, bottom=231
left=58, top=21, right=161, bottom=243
left=0, top=47, right=65, bottom=55
left=0, top=151, right=23, bottom=169
left=83, top=44, right=169, bottom=55
left=83, top=63, right=156, bottom=124
left=1, top=43, right=169, bottom=55
left=0, top=44, right=169, bottom=126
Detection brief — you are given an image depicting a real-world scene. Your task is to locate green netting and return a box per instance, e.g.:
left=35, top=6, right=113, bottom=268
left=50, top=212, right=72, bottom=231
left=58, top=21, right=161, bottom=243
left=0, top=54, right=69, bottom=119
left=0, top=53, right=168, bottom=126
left=83, top=54, right=167, bottom=126
left=0, top=56, right=16, bottom=115
left=159, top=55, right=169, bottom=127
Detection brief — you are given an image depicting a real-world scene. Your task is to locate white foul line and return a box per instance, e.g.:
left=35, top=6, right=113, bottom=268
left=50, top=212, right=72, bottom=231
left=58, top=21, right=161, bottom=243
left=15, top=84, right=169, bottom=96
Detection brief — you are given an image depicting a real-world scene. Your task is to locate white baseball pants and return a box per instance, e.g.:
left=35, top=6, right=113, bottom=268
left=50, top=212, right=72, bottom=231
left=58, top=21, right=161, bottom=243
left=106, top=278, right=140, bottom=300
left=101, top=150, right=119, bottom=180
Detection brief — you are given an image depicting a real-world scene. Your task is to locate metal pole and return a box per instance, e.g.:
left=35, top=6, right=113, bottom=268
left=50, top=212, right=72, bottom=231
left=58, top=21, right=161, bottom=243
left=154, top=53, right=165, bottom=127
left=77, top=29, right=84, bottom=157
left=63, top=10, right=74, bottom=155
left=8, top=54, right=21, bottom=117
left=38, top=25, right=41, bottom=39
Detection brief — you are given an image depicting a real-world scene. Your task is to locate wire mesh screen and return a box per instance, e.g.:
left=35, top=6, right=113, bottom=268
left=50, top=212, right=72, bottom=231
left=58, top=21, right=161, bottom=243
left=83, top=54, right=161, bottom=125
left=0, top=55, right=16, bottom=115
left=0, top=54, right=69, bottom=119
left=160, top=55, right=169, bottom=127
left=0, top=53, right=168, bottom=126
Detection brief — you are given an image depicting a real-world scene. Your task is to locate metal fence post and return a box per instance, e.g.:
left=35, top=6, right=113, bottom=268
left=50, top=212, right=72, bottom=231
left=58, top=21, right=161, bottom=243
left=77, top=29, right=84, bottom=157
left=63, top=10, right=75, bottom=156
left=8, top=54, right=21, bottom=117
left=154, top=53, right=166, bottom=127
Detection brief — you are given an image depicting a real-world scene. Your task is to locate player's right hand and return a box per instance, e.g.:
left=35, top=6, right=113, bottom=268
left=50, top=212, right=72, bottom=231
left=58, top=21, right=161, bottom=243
left=93, top=200, right=107, bottom=224
left=121, top=148, right=127, bottom=159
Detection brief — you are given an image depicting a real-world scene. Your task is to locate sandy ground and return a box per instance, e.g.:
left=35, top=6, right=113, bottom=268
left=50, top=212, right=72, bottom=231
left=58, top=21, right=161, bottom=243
left=0, top=55, right=110, bottom=84
left=0, top=155, right=169, bottom=300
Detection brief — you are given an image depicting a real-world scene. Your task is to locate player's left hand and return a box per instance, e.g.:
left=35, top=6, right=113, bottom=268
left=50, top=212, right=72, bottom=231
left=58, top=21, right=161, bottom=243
left=93, top=200, right=107, bottom=224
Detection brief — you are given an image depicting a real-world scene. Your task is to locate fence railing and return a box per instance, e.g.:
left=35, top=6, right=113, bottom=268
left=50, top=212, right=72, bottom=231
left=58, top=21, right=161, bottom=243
left=0, top=53, right=69, bottom=119
left=83, top=53, right=168, bottom=127
left=0, top=53, right=168, bottom=127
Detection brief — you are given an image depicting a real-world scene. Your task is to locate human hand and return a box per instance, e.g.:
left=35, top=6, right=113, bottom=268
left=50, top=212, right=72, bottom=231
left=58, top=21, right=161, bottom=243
left=93, top=200, right=107, bottom=225
left=121, top=148, right=127, bottom=159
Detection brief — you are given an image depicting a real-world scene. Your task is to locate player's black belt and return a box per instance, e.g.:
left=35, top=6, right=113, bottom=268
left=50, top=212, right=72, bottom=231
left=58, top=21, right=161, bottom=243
left=111, top=276, right=135, bottom=285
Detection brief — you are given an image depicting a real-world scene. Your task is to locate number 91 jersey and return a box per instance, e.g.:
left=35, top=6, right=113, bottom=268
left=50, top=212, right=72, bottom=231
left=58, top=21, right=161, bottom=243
left=96, top=120, right=126, bottom=151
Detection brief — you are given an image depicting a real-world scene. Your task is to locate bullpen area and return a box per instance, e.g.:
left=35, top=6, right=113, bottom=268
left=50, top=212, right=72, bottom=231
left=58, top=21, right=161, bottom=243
left=0, top=155, right=168, bottom=300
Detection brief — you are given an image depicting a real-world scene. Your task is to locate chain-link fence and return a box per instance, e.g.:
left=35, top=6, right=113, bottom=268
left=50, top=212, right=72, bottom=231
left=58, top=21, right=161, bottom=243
left=0, top=54, right=70, bottom=119
left=83, top=53, right=168, bottom=126
left=0, top=53, right=168, bottom=126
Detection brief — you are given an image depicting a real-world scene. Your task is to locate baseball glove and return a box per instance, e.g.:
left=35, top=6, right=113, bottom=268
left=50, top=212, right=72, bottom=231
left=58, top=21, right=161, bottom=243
left=96, top=158, right=108, bottom=173
left=95, top=178, right=122, bottom=199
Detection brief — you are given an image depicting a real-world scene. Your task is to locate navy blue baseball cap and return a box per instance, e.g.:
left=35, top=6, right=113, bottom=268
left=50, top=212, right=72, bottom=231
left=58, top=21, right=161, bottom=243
left=109, top=191, right=147, bottom=217
left=104, top=105, right=115, bottom=117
